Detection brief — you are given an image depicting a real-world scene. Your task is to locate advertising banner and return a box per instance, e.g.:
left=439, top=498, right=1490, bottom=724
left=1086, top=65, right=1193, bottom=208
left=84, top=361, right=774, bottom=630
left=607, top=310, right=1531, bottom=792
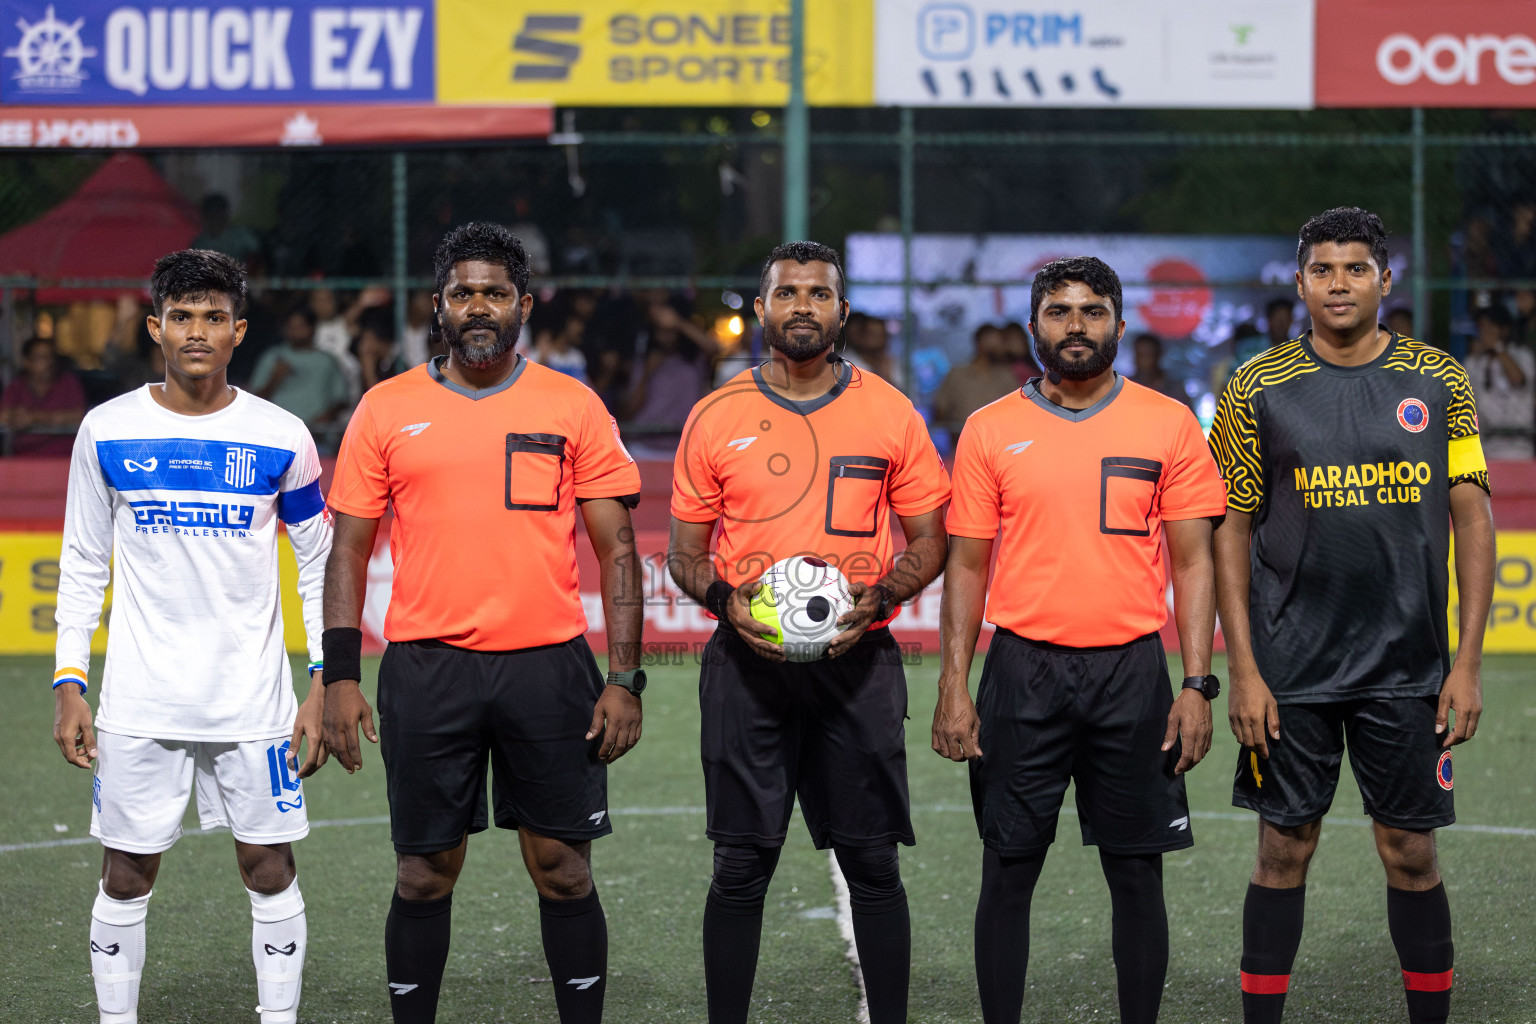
left=1315, top=0, right=1536, bottom=108
left=435, top=0, right=873, bottom=106
left=0, top=1, right=434, bottom=105
left=0, top=531, right=311, bottom=657
left=874, top=0, right=1314, bottom=107
left=7, top=528, right=1535, bottom=658
left=847, top=232, right=1304, bottom=337
left=0, top=103, right=551, bottom=147
left=1450, top=531, right=1536, bottom=654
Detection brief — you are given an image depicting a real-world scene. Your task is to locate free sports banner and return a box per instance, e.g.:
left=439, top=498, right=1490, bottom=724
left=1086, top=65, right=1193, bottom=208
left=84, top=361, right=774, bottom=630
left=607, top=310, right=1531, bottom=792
left=1315, top=0, right=1536, bottom=108
left=873, top=0, right=1314, bottom=108
left=434, top=0, right=874, bottom=107
left=0, top=0, right=434, bottom=105
left=0, top=104, right=551, bottom=148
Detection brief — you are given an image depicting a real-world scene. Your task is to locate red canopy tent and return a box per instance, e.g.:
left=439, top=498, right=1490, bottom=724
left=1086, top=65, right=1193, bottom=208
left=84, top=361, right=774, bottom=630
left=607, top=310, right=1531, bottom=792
left=0, top=153, right=197, bottom=303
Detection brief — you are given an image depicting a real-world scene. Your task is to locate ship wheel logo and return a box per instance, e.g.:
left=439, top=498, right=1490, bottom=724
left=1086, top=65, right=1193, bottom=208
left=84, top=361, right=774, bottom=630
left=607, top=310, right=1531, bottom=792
left=4, top=5, right=96, bottom=92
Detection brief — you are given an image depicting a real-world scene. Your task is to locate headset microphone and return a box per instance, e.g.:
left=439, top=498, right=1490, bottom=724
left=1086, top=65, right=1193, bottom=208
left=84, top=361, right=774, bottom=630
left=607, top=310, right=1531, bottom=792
left=1047, top=369, right=1063, bottom=385
left=825, top=308, right=849, bottom=364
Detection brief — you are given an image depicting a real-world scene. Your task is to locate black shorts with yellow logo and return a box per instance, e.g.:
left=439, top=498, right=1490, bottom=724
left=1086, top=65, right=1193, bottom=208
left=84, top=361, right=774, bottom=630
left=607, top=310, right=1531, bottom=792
left=1232, top=695, right=1455, bottom=831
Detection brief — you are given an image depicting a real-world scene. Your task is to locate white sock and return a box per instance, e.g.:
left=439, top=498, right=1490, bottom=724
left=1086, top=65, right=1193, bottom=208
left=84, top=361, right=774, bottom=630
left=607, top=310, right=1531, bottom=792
left=91, top=882, right=149, bottom=1024
left=250, top=879, right=306, bottom=1024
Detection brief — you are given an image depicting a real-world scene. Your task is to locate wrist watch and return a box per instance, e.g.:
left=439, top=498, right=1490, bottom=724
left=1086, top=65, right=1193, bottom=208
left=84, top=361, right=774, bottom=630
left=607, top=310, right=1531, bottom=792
left=606, top=668, right=648, bottom=697
left=1181, top=674, right=1221, bottom=700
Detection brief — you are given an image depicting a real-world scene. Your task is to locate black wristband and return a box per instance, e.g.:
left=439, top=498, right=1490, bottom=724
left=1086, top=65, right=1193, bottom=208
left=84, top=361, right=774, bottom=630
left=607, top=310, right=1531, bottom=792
left=871, top=583, right=898, bottom=621
left=704, top=580, right=735, bottom=620
left=322, top=627, right=363, bottom=686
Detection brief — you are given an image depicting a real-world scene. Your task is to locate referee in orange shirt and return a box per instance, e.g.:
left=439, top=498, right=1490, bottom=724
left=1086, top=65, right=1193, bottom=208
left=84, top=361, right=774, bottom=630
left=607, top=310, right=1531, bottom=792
left=321, top=223, right=644, bottom=1024
left=669, top=242, right=951, bottom=1024
left=934, top=257, right=1227, bottom=1024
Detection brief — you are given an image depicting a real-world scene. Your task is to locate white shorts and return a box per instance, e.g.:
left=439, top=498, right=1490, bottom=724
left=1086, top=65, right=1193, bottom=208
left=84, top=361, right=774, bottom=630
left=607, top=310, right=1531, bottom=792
left=91, top=730, right=311, bottom=855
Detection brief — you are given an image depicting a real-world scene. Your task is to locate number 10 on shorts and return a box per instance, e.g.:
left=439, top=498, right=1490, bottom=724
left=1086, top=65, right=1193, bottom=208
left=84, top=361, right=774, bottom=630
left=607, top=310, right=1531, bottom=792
left=265, top=741, right=303, bottom=812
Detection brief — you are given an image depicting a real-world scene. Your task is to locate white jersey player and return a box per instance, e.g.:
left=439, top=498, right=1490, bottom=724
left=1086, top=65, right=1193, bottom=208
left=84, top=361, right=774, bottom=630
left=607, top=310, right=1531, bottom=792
left=51, top=250, right=333, bottom=1024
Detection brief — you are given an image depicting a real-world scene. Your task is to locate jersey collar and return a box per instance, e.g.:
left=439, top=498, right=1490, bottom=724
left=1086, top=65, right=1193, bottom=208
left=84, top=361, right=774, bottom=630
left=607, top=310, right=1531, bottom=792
left=751, top=359, right=852, bottom=415
left=428, top=353, right=527, bottom=400
left=1298, top=327, right=1399, bottom=376
left=1022, top=372, right=1124, bottom=422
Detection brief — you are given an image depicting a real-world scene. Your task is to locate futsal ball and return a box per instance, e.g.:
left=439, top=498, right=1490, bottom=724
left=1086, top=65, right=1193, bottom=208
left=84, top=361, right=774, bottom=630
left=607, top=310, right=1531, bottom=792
left=749, top=556, right=854, bottom=662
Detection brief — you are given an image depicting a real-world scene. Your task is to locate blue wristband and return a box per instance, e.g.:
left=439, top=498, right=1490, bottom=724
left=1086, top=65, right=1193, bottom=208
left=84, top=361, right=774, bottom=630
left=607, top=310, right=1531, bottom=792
left=307, top=662, right=323, bottom=674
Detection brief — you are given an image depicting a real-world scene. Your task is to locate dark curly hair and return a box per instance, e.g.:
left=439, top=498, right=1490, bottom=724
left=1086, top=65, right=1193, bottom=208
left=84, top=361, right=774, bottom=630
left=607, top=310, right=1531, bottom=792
left=149, top=249, right=247, bottom=317
left=433, top=221, right=531, bottom=296
left=1297, top=207, right=1390, bottom=272
left=1029, top=256, right=1123, bottom=327
left=759, top=240, right=846, bottom=301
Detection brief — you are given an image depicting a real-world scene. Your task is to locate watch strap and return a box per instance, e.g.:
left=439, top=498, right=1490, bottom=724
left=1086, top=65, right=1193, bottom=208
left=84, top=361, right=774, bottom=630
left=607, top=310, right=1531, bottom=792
left=606, top=669, right=646, bottom=696
left=1181, top=674, right=1220, bottom=700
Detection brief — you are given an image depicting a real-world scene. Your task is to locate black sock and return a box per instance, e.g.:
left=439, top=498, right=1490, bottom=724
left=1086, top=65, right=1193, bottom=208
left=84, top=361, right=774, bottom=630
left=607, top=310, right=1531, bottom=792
left=834, top=845, right=910, bottom=1024
left=974, top=846, right=1047, bottom=1024
left=1388, top=883, right=1453, bottom=1024
left=539, top=888, right=607, bottom=1024
left=702, top=844, right=780, bottom=1024
left=385, top=891, right=452, bottom=1024
left=1241, top=883, right=1306, bottom=1024
left=1100, top=852, right=1168, bottom=1024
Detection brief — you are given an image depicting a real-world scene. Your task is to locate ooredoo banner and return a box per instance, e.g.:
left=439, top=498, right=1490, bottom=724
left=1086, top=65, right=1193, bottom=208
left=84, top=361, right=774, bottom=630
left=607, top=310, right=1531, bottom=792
left=874, top=0, right=1314, bottom=108
left=0, top=1, right=434, bottom=104
left=1315, top=0, right=1536, bottom=107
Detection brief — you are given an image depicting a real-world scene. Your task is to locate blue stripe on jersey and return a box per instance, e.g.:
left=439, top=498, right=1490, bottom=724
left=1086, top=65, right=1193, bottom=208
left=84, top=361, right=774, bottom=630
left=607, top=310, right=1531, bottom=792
left=97, top=438, right=296, bottom=496
left=277, top=480, right=325, bottom=524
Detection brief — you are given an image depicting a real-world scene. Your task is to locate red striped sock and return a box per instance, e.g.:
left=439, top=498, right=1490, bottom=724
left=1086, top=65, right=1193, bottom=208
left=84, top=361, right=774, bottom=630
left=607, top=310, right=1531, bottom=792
left=1389, top=884, right=1453, bottom=1024
left=1240, top=883, right=1305, bottom=1024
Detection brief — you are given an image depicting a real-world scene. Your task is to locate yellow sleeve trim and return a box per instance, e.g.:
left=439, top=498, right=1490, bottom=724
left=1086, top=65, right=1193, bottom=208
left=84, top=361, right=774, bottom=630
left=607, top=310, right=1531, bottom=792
left=1448, top=433, right=1487, bottom=480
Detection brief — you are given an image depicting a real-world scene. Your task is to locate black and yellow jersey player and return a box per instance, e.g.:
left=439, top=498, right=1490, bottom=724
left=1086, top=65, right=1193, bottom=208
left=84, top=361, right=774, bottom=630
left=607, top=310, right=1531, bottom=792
left=1209, top=207, right=1495, bottom=1024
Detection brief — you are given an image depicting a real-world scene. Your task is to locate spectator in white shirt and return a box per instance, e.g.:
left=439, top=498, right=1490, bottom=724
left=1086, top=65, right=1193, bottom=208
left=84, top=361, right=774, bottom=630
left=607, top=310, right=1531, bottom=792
left=1464, top=303, right=1535, bottom=459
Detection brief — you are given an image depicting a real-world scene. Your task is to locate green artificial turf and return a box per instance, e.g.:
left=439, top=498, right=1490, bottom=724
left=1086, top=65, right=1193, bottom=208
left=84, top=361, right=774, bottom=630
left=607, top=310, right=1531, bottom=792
left=3, top=653, right=1533, bottom=1023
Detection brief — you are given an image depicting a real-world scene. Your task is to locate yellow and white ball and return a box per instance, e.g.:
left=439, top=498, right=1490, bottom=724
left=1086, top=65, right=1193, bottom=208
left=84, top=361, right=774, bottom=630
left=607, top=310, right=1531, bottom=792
left=749, top=556, right=854, bottom=662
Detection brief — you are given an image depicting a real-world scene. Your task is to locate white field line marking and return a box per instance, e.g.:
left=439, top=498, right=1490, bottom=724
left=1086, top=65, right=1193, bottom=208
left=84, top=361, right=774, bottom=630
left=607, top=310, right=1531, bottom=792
left=4, top=805, right=1532, bottom=854
left=827, top=851, right=871, bottom=1024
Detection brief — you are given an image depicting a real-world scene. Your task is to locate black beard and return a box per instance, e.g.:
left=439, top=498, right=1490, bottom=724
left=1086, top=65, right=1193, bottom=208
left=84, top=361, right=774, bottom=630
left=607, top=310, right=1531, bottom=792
left=442, top=311, right=523, bottom=369
left=764, top=316, right=839, bottom=362
left=1036, top=333, right=1119, bottom=382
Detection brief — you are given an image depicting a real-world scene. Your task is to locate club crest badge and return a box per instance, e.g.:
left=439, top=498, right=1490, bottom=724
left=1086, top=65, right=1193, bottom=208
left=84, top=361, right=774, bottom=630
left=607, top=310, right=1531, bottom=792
left=1397, top=398, right=1429, bottom=433
left=1436, top=750, right=1453, bottom=791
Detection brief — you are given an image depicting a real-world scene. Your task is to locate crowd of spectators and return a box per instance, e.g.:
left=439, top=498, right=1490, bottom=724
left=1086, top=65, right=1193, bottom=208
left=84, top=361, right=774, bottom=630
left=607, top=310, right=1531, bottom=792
left=4, top=244, right=1536, bottom=460
left=1449, top=185, right=1536, bottom=459
left=0, top=284, right=746, bottom=456
left=7, top=280, right=1536, bottom=460
left=930, top=322, right=1038, bottom=428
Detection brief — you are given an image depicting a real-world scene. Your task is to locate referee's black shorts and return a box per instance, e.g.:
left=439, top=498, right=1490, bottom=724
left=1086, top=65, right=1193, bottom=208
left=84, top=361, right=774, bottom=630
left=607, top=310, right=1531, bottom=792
left=969, top=628, right=1193, bottom=857
left=699, top=625, right=913, bottom=850
left=377, top=635, right=611, bottom=854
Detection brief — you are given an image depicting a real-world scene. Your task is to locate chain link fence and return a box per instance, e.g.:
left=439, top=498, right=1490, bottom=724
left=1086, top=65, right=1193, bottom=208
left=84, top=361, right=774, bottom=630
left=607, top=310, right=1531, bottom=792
left=2, top=106, right=1534, bottom=455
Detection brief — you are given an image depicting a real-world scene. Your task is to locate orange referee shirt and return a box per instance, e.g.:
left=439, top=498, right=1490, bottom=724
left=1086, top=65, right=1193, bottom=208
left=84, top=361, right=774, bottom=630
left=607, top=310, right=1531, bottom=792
left=947, top=375, right=1226, bottom=647
left=328, top=356, right=640, bottom=651
left=671, top=363, right=951, bottom=611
